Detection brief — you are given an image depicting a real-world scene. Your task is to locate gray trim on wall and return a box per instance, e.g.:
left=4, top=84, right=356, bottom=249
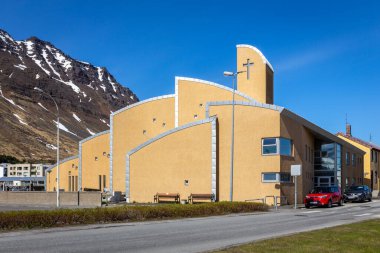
left=78, top=130, right=110, bottom=192
left=79, top=144, right=82, bottom=191
left=205, top=101, right=364, bottom=155
left=205, top=100, right=284, bottom=118
left=112, top=94, right=175, bottom=116
left=125, top=116, right=217, bottom=203
left=175, top=76, right=256, bottom=127
left=211, top=117, right=217, bottom=198
left=109, top=94, right=175, bottom=194
left=110, top=115, right=114, bottom=193
left=46, top=155, right=79, bottom=173
left=79, top=130, right=110, bottom=144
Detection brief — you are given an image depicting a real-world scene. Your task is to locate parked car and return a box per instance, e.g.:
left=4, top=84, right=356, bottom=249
left=304, top=186, right=343, bottom=208
left=343, top=185, right=372, bottom=202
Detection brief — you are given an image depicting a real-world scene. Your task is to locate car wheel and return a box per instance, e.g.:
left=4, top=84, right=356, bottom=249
left=368, top=197, right=372, bottom=202
left=327, top=199, right=332, bottom=208
left=305, top=204, right=310, bottom=209
left=338, top=198, right=343, bottom=206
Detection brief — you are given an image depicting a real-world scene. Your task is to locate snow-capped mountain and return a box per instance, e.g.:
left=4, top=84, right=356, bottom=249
left=0, top=29, right=138, bottom=161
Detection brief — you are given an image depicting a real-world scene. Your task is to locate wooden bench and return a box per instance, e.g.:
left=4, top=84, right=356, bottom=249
left=154, top=193, right=180, bottom=203
left=83, top=188, right=100, bottom=192
left=188, top=193, right=215, bottom=204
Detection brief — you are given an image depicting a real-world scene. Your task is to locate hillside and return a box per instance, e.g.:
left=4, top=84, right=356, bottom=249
left=0, top=29, right=138, bottom=161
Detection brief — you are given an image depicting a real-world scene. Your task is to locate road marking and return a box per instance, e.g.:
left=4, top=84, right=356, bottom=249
left=301, top=210, right=321, bottom=214
left=354, top=213, right=372, bottom=217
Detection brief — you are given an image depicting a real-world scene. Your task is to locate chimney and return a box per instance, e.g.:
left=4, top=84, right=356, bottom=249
left=346, top=124, right=352, bottom=137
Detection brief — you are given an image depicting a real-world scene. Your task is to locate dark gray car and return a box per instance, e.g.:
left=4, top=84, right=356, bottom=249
left=344, top=185, right=372, bottom=202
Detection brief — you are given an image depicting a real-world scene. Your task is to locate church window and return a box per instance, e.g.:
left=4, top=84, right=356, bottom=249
left=262, top=138, right=292, bottom=156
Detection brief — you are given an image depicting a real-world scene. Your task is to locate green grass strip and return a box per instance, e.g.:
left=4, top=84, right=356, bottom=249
left=214, top=219, right=380, bottom=253
left=0, top=202, right=267, bottom=231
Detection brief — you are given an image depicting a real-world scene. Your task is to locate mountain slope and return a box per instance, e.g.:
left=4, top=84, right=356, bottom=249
left=0, top=29, right=138, bottom=161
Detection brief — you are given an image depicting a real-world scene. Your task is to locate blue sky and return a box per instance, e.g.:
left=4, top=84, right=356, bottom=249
left=2, top=0, right=380, bottom=144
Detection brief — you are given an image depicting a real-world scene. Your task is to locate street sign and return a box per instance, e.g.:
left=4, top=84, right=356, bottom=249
left=291, top=165, right=302, bottom=209
left=291, top=165, right=302, bottom=176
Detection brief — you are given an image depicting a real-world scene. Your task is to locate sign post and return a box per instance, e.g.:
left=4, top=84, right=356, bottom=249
left=291, top=165, right=302, bottom=209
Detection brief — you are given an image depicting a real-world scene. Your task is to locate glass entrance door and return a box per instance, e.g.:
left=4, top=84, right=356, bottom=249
left=317, top=176, right=331, bottom=187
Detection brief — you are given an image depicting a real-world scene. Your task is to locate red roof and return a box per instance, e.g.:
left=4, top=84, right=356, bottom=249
left=337, top=133, right=380, bottom=151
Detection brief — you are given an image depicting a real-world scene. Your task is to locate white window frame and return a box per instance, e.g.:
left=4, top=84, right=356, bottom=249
left=262, top=172, right=291, bottom=183
left=262, top=172, right=278, bottom=182
left=262, top=137, right=293, bottom=157
left=262, top=138, right=278, bottom=155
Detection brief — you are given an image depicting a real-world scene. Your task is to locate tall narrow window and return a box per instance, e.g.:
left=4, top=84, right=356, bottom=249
left=346, top=152, right=350, bottom=166
left=99, top=175, right=102, bottom=191
left=103, top=175, right=106, bottom=189
left=68, top=176, right=72, bottom=192
left=71, top=176, right=75, bottom=191
left=74, top=176, right=78, bottom=191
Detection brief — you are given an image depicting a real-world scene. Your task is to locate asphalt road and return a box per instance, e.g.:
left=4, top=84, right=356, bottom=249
left=1, top=201, right=380, bottom=253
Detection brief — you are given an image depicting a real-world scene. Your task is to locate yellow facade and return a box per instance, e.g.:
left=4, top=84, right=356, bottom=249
left=52, top=44, right=367, bottom=205
left=236, top=45, right=274, bottom=104
left=110, top=96, right=175, bottom=193
left=111, top=75, right=258, bottom=193
left=337, top=134, right=380, bottom=193
left=209, top=103, right=281, bottom=202
left=127, top=118, right=215, bottom=203
left=46, top=156, right=79, bottom=192
left=176, top=77, right=254, bottom=127
left=79, top=131, right=110, bottom=192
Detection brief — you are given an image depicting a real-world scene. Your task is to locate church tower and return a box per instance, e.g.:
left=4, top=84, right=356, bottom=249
left=236, top=45, right=274, bottom=104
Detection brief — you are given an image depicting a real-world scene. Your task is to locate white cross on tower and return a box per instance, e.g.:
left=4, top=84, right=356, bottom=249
left=243, top=59, right=254, bottom=80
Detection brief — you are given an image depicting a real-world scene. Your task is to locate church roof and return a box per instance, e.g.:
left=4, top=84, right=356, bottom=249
left=337, top=133, right=380, bottom=151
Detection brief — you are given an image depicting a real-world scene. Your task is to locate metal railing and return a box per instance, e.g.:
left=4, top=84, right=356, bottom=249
left=265, top=195, right=289, bottom=210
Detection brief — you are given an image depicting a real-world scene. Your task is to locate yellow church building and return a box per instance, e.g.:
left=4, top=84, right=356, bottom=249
left=47, top=44, right=365, bottom=205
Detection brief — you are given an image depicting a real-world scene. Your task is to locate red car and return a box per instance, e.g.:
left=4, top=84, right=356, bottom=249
left=304, top=186, right=343, bottom=208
